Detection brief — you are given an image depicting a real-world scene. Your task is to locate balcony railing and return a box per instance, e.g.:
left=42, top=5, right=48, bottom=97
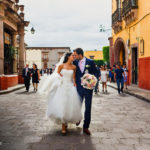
left=112, top=8, right=122, bottom=26
left=122, top=0, right=138, bottom=16
left=42, top=58, right=49, bottom=62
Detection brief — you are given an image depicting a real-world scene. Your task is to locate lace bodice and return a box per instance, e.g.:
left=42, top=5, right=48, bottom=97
left=61, top=69, right=73, bottom=83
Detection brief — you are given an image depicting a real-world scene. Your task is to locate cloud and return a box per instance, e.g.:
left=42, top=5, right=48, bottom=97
left=20, top=0, right=111, bottom=50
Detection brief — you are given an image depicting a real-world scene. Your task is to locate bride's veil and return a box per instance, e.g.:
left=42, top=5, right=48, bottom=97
left=38, top=54, right=66, bottom=96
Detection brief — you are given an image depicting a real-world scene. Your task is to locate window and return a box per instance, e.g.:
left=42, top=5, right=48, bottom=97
left=89, top=56, right=95, bottom=60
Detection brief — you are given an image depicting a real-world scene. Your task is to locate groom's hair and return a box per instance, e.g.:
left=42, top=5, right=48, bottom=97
left=75, top=48, right=84, bottom=56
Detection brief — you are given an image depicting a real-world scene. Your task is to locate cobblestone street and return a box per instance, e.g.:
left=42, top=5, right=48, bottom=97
left=1, top=86, right=150, bottom=150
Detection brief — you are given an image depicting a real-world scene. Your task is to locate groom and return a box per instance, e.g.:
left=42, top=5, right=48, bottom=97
left=74, top=48, right=97, bottom=135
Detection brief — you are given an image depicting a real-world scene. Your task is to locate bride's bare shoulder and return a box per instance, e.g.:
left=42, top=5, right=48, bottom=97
left=58, top=64, right=64, bottom=70
left=72, top=64, right=76, bottom=70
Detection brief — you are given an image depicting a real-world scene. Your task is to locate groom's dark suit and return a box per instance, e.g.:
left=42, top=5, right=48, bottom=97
left=74, top=58, right=97, bottom=129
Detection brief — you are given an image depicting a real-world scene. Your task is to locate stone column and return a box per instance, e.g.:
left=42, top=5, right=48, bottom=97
left=18, top=24, right=25, bottom=75
left=12, top=32, right=17, bottom=74
left=0, top=17, right=4, bottom=75
left=108, top=37, right=114, bottom=67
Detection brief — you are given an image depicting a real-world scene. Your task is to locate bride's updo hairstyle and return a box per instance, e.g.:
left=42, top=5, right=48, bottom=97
left=63, top=52, right=72, bottom=63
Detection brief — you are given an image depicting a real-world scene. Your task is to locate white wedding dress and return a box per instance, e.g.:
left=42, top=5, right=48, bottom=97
left=46, top=69, right=82, bottom=124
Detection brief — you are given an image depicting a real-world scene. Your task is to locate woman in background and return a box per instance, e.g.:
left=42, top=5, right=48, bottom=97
left=100, top=66, right=108, bottom=93
left=32, top=64, right=40, bottom=92
left=123, top=64, right=128, bottom=89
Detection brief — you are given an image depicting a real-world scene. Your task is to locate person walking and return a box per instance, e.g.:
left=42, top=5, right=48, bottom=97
left=94, top=65, right=101, bottom=94
left=114, top=64, right=125, bottom=94
left=50, top=68, right=53, bottom=75
left=22, top=64, right=31, bottom=92
left=123, top=64, right=128, bottom=89
left=108, top=68, right=113, bottom=83
left=100, top=66, right=108, bottom=93
left=32, top=64, right=40, bottom=92
left=74, top=48, right=97, bottom=135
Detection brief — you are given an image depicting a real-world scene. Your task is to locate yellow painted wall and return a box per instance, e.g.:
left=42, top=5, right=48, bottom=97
left=84, top=51, right=103, bottom=60
left=112, top=0, right=150, bottom=59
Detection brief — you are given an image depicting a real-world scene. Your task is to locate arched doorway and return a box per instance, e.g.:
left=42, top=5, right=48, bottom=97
left=114, top=38, right=127, bottom=65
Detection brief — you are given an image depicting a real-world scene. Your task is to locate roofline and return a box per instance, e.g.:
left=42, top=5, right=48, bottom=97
left=84, top=50, right=102, bottom=52
left=26, top=47, right=71, bottom=50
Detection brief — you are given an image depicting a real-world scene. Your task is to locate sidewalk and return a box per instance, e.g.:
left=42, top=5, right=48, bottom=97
left=0, top=84, right=25, bottom=95
left=107, top=82, right=150, bottom=102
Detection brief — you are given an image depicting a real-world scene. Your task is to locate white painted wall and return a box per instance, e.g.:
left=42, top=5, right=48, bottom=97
left=26, top=49, right=42, bottom=69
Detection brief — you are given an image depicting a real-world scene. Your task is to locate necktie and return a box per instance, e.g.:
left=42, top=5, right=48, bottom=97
left=79, top=60, right=83, bottom=73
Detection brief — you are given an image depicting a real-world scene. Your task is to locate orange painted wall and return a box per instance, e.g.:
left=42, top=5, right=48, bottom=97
left=139, top=57, right=150, bottom=90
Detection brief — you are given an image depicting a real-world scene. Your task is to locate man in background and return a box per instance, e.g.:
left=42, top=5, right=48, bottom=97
left=22, top=64, right=31, bottom=92
left=94, top=65, right=101, bottom=94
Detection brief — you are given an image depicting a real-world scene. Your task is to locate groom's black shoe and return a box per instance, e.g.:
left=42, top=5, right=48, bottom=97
left=76, top=121, right=80, bottom=126
left=83, top=128, right=91, bottom=135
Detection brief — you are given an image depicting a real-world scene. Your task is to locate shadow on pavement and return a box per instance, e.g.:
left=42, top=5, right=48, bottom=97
left=28, top=128, right=96, bottom=150
left=15, top=91, right=36, bottom=95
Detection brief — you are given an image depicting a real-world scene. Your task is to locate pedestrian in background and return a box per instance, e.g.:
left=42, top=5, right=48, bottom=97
left=94, top=65, right=101, bottom=94
left=50, top=68, right=53, bottom=75
left=32, top=64, right=40, bottom=92
left=22, top=64, right=31, bottom=92
left=111, top=65, right=116, bottom=82
left=108, top=68, right=113, bottom=83
left=123, top=64, right=128, bottom=89
left=114, top=64, right=125, bottom=94
left=100, top=66, right=108, bottom=93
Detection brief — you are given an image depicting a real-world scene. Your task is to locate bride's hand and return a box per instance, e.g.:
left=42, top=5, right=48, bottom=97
left=59, top=73, right=63, bottom=77
left=73, top=82, right=77, bottom=87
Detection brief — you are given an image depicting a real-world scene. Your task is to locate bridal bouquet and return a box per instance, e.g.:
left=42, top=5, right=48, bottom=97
left=81, top=73, right=97, bottom=90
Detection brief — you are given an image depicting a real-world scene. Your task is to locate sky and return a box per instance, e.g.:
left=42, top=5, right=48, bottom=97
left=20, top=0, right=112, bottom=51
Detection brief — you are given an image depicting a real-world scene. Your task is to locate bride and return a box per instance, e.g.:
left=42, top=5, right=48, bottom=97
left=40, top=53, right=82, bottom=135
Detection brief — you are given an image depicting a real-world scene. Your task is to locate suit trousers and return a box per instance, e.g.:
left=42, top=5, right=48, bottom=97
left=116, top=78, right=124, bottom=93
left=77, top=87, right=93, bottom=129
left=24, top=77, right=30, bottom=91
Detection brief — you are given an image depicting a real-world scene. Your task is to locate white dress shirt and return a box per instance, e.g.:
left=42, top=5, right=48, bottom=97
left=78, top=57, right=86, bottom=73
left=25, top=68, right=28, bottom=76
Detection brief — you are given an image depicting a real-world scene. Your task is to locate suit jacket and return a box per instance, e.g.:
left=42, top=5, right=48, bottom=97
left=22, top=68, right=31, bottom=80
left=74, top=58, right=97, bottom=89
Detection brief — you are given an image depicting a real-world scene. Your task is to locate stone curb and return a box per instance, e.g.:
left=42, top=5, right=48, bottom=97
left=0, top=85, right=25, bottom=95
left=108, top=84, right=150, bottom=103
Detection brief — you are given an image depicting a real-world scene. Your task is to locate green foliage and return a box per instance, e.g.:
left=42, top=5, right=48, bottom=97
left=4, top=45, right=17, bottom=63
left=94, top=60, right=104, bottom=67
left=103, top=46, right=110, bottom=63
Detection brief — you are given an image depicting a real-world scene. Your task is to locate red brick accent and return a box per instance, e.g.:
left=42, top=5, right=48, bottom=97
left=18, top=75, right=24, bottom=84
left=139, top=57, right=150, bottom=90
left=0, top=75, right=19, bottom=90
left=0, top=77, right=8, bottom=90
left=128, top=59, right=131, bottom=85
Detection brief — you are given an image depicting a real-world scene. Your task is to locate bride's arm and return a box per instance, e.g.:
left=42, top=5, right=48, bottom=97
left=73, top=66, right=77, bottom=87
left=57, top=65, right=63, bottom=77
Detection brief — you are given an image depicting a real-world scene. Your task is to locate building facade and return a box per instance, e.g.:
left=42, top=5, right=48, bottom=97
left=84, top=50, right=103, bottom=60
left=0, top=0, right=29, bottom=90
left=109, top=0, right=150, bottom=90
left=26, top=47, right=71, bottom=69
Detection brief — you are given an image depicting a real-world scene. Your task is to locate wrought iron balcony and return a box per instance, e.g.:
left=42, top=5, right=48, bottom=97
left=112, top=8, right=122, bottom=26
left=122, top=0, right=138, bottom=16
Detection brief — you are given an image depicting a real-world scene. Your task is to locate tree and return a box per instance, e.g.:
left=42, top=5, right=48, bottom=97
left=103, top=46, right=110, bottom=63
left=94, top=60, right=104, bottom=67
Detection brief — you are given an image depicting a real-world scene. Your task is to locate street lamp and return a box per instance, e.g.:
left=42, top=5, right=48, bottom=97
left=99, top=25, right=112, bottom=37
left=31, top=27, right=35, bottom=34
left=99, top=25, right=112, bottom=33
